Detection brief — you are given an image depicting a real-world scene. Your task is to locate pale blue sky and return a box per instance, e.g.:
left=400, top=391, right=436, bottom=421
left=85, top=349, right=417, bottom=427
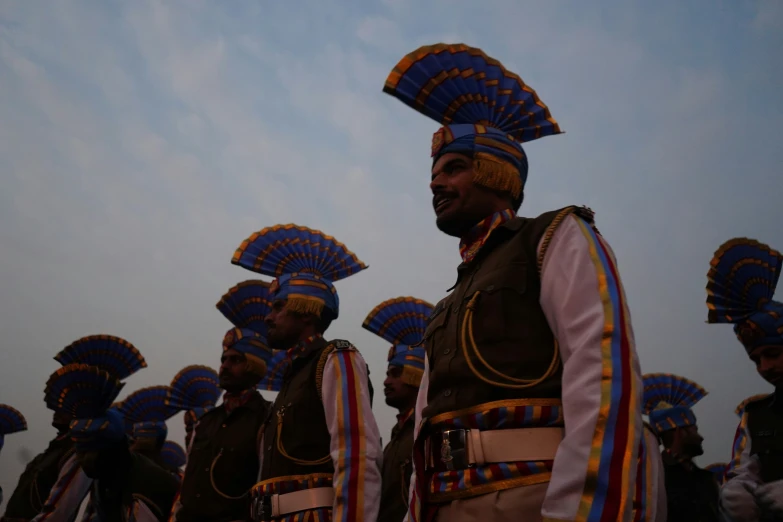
left=1, top=0, right=781, bottom=492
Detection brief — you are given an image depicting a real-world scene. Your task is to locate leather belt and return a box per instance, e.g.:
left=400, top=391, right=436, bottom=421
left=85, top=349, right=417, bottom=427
left=427, top=427, right=563, bottom=471
left=251, top=487, right=333, bottom=521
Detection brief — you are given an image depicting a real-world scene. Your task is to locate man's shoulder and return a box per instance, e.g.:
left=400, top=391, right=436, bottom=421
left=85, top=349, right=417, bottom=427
left=326, top=339, right=358, bottom=352
left=737, top=393, right=773, bottom=415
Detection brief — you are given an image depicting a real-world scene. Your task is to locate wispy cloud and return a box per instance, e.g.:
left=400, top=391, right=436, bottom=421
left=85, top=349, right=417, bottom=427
left=1, top=0, right=781, bottom=489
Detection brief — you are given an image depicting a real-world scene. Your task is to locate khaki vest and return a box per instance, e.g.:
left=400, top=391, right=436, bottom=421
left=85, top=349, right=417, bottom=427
left=422, top=207, right=586, bottom=418
left=178, top=392, right=270, bottom=522
left=261, top=337, right=336, bottom=480
left=379, top=414, right=415, bottom=522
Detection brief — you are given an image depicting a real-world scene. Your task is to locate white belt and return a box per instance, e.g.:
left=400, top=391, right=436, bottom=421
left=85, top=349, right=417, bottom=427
left=428, top=427, right=563, bottom=470
left=253, top=487, right=333, bottom=520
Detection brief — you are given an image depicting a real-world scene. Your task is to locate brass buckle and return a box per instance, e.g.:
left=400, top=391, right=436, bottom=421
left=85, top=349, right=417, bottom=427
left=440, top=429, right=470, bottom=471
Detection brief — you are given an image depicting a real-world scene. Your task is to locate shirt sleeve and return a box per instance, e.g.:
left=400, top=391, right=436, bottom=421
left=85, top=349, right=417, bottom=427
left=720, top=454, right=763, bottom=521
left=321, top=347, right=383, bottom=522
left=405, top=355, right=430, bottom=522
left=538, top=214, right=644, bottom=522
left=727, top=412, right=751, bottom=479
left=31, top=454, right=93, bottom=522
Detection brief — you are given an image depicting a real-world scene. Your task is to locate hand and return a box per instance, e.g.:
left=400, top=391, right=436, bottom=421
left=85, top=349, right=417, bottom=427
left=722, top=478, right=760, bottom=521
left=756, top=479, right=783, bottom=515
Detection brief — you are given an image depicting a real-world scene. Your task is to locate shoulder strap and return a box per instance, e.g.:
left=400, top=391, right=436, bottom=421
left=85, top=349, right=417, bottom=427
left=536, top=205, right=596, bottom=276
left=315, top=344, right=337, bottom=401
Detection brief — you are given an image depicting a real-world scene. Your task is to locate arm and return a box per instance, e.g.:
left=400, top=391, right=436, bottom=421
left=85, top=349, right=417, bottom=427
left=538, top=214, right=644, bottom=522
left=721, top=455, right=763, bottom=521
left=31, top=454, right=92, bottom=522
left=321, top=347, right=383, bottom=522
left=727, top=413, right=752, bottom=479
left=406, top=355, right=430, bottom=522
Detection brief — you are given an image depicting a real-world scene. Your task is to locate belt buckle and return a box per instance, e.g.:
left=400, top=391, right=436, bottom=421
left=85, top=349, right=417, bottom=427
left=440, top=428, right=470, bottom=471
left=251, top=494, right=272, bottom=522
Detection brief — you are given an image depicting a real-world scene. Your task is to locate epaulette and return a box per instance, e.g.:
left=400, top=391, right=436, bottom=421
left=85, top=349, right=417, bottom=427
left=329, top=339, right=357, bottom=352
left=537, top=205, right=598, bottom=274
left=735, top=393, right=772, bottom=416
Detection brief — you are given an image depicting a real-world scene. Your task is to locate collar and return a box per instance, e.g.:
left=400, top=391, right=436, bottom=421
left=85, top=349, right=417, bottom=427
left=458, top=209, right=516, bottom=264
left=286, top=334, right=325, bottom=363
left=222, top=389, right=256, bottom=415
left=397, top=408, right=414, bottom=427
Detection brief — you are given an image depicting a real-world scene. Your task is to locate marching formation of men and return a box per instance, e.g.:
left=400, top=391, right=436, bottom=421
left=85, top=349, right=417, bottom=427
left=1, top=42, right=781, bottom=522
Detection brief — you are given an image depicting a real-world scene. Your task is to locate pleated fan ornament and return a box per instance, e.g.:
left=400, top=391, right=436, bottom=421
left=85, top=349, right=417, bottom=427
left=166, top=365, right=221, bottom=421
left=0, top=404, right=28, bottom=452
left=117, top=385, right=181, bottom=442
left=642, top=373, right=708, bottom=436
left=161, top=441, right=187, bottom=469
left=706, top=238, right=783, bottom=354
left=383, top=43, right=562, bottom=204
left=54, top=334, right=147, bottom=380
left=362, top=296, right=434, bottom=387
left=231, top=224, right=367, bottom=319
left=44, top=363, right=127, bottom=450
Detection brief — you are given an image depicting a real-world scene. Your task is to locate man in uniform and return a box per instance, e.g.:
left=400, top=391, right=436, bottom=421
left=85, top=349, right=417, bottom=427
left=46, top=363, right=179, bottom=522
left=231, top=224, right=382, bottom=521
left=1, top=410, right=73, bottom=522
left=383, top=43, right=646, bottom=521
left=0, top=405, right=28, bottom=510
left=169, top=282, right=273, bottom=522
left=706, top=237, right=783, bottom=520
left=642, top=373, right=718, bottom=521
left=363, top=297, right=433, bottom=522
left=32, top=335, right=147, bottom=522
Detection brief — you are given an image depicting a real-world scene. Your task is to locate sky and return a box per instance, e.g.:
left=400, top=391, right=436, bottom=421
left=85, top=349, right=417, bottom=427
left=1, top=0, right=782, bottom=496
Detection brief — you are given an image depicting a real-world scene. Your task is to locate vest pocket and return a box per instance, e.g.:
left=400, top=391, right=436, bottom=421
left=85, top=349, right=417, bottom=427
left=422, top=304, right=450, bottom=360
left=466, top=262, right=528, bottom=344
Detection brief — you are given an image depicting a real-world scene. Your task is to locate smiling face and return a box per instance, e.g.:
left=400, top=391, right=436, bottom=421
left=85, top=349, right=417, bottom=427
left=750, top=345, right=783, bottom=388
left=430, top=152, right=513, bottom=237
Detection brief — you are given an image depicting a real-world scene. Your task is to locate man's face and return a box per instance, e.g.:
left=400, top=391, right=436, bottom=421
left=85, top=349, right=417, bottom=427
left=264, top=299, right=310, bottom=350
left=52, top=412, right=71, bottom=434
left=76, top=450, right=101, bottom=479
left=679, top=425, right=704, bottom=457
left=383, top=365, right=419, bottom=411
left=750, top=345, right=783, bottom=387
left=219, top=348, right=258, bottom=392
left=430, top=152, right=507, bottom=237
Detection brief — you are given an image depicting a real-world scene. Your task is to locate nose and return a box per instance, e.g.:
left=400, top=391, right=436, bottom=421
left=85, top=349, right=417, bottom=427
left=383, top=375, right=393, bottom=387
left=758, top=357, right=774, bottom=374
left=430, top=172, right=446, bottom=193
left=264, top=310, right=276, bottom=327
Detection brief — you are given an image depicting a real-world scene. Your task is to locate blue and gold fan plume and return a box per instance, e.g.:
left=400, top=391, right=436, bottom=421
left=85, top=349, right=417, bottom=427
left=44, top=363, right=125, bottom=419
left=216, top=280, right=272, bottom=332
left=54, top=334, right=146, bottom=380
left=643, top=373, right=707, bottom=435
left=118, top=386, right=180, bottom=423
left=232, top=224, right=367, bottom=318
left=707, top=238, right=783, bottom=353
left=363, top=296, right=433, bottom=387
left=383, top=43, right=561, bottom=199
left=166, top=365, right=221, bottom=416
left=0, top=404, right=28, bottom=452
left=161, top=441, right=187, bottom=469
